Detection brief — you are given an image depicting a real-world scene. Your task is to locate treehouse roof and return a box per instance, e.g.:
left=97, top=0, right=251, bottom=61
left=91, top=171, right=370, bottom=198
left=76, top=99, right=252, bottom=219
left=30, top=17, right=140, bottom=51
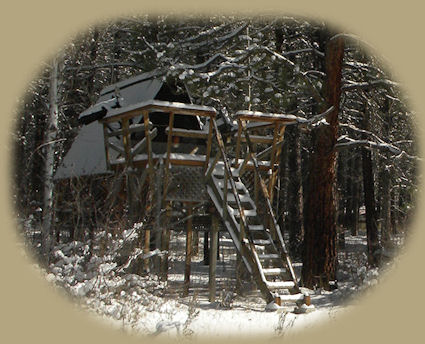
left=54, top=72, right=192, bottom=179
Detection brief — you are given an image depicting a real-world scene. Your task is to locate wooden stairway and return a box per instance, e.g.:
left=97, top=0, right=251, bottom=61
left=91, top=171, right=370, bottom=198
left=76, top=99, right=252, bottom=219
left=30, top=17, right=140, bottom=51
left=206, top=118, right=309, bottom=308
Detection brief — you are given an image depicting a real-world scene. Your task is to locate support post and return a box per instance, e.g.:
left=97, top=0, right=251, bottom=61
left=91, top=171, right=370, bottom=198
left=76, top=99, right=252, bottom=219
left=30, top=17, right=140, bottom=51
left=144, top=228, right=151, bottom=273
left=160, top=202, right=171, bottom=281
left=235, top=119, right=243, bottom=167
left=209, top=213, right=219, bottom=302
left=154, top=158, right=164, bottom=271
left=183, top=203, right=193, bottom=297
left=203, top=231, right=209, bottom=265
left=204, top=114, right=214, bottom=172
left=236, top=207, right=246, bottom=293
left=163, top=112, right=174, bottom=200
left=193, top=229, right=199, bottom=256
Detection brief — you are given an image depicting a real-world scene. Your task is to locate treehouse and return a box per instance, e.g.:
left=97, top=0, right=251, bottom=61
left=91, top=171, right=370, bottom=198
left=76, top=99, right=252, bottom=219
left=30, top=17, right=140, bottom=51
left=56, top=72, right=312, bottom=311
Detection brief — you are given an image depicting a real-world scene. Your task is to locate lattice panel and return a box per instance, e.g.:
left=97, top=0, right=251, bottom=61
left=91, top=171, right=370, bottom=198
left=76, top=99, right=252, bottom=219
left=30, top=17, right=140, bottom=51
left=165, top=165, right=209, bottom=202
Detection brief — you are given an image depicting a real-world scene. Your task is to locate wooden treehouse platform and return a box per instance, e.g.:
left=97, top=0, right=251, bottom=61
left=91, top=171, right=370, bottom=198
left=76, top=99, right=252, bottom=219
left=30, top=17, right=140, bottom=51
left=99, top=99, right=310, bottom=310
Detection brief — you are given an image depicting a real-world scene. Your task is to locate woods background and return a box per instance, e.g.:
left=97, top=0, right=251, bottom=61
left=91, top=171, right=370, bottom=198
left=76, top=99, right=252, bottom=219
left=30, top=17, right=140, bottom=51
left=1, top=1, right=425, bottom=344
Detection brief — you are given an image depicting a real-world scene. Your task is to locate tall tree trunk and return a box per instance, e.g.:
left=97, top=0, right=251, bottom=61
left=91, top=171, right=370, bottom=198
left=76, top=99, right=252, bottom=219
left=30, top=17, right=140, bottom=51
left=345, top=152, right=361, bottom=235
left=390, top=188, right=398, bottom=235
left=302, top=34, right=345, bottom=289
left=379, top=97, right=392, bottom=249
left=336, top=150, right=346, bottom=248
left=286, top=124, right=304, bottom=258
left=380, top=166, right=391, bottom=248
left=41, top=56, right=60, bottom=263
left=361, top=104, right=381, bottom=267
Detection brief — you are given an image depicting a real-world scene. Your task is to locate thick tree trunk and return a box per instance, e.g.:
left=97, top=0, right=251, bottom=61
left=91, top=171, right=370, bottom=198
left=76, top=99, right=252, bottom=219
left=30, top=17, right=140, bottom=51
left=302, top=34, right=344, bottom=289
left=41, top=57, right=59, bottom=263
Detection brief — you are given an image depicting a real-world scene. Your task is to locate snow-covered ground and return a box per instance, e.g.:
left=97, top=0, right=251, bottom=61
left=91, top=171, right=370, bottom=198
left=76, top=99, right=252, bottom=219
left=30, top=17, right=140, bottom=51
left=22, top=225, right=401, bottom=340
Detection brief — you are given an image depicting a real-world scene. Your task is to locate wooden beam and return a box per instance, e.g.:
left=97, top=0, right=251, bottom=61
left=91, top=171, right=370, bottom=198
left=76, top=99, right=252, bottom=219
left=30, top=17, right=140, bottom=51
left=236, top=110, right=300, bottom=123
left=100, top=101, right=216, bottom=124
left=209, top=213, right=219, bottom=303
left=167, top=158, right=206, bottom=167
left=235, top=119, right=243, bottom=167
left=268, top=122, right=280, bottom=195
left=165, top=127, right=209, bottom=139
left=193, top=229, right=199, bottom=256
left=160, top=203, right=172, bottom=281
left=205, top=115, right=214, bottom=172
left=122, top=118, right=132, bottom=167
left=237, top=134, right=274, bottom=144
left=102, top=123, right=111, bottom=170
left=107, top=122, right=152, bottom=137
left=163, top=112, right=174, bottom=200
left=107, top=141, right=125, bottom=155
left=183, top=204, right=193, bottom=297
left=143, top=110, right=154, bottom=178
left=236, top=207, right=246, bottom=293
left=269, top=125, right=286, bottom=203
left=144, top=228, right=151, bottom=273
left=205, top=151, right=221, bottom=180
left=131, top=127, right=158, bottom=157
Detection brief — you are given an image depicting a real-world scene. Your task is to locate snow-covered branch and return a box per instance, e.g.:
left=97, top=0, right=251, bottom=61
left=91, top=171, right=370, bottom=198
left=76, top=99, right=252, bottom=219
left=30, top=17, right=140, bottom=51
left=187, top=23, right=249, bottom=50
left=262, top=47, right=324, bottom=104
left=342, top=79, right=399, bottom=91
left=64, top=62, right=144, bottom=72
left=335, top=136, right=419, bottom=160
left=173, top=53, right=231, bottom=71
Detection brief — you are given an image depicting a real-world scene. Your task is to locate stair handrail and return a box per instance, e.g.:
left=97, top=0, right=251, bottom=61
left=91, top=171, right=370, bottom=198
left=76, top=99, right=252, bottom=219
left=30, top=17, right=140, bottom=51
left=239, top=119, right=299, bottom=287
left=210, top=119, right=250, bottom=231
left=207, top=118, right=276, bottom=302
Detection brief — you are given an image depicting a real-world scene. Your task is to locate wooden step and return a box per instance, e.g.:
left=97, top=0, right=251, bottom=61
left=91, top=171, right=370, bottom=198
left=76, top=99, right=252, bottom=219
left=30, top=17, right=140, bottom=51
left=278, top=293, right=306, bottom=303
left=215, top=180, right=245, bottom=190
left=263, top=268, right=286, bottom=276
left=212, top=165, right=239, bottom=177
left=226, top=193, right=253, bottom=203
left=265, top=281, right=295, bottom=290
left=252, top=239, right=272, bottom=246
left=230, top=207, right=257, bottom=217
left=248, top=224, right=265, bottom=231
left=258, top=253, right=280, bottom=260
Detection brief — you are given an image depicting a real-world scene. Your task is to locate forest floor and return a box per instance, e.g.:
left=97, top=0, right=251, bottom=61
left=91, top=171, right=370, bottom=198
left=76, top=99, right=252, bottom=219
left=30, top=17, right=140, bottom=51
left=21, top=225, right=403, bottom=340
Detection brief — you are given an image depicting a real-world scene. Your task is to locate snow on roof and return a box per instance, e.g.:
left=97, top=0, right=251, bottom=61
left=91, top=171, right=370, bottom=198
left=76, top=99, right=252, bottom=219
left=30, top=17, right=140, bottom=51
left=99, top=70, right=163, bottom=97
left=103, top=99, right=217, bottom=119
left=78, top=76, right=164, bottom=121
